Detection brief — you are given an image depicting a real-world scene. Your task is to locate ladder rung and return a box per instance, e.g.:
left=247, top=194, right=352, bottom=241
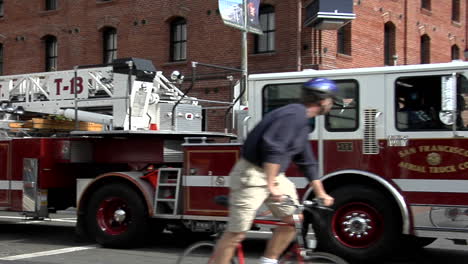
left=156, top=198, right=176, bottom=202
left=158, top=183, right=177, bottom=186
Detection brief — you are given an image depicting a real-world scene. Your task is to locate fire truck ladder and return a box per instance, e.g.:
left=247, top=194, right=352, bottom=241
left=153, top=168, right=181, bottom=216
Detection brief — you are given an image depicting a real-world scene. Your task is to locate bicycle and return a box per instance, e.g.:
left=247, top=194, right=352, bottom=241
left=175, top=196, right=348, bottom=264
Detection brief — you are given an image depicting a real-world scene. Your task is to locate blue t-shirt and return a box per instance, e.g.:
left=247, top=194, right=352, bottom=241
left=242, top=103, right=319, bottom=181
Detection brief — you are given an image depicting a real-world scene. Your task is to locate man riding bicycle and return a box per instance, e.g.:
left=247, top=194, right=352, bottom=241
left=212, top=78, right=339, bottom=264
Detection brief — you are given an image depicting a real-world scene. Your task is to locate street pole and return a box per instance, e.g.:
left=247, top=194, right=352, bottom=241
left=241, top=0, right=248, bottom=106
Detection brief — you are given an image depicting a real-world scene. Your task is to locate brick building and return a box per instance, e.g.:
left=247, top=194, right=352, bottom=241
left=0, top=0, right=466, bottom=130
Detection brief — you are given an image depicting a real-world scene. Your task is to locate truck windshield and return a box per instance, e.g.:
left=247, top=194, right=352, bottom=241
left=395, top=74, right=468, bottom=131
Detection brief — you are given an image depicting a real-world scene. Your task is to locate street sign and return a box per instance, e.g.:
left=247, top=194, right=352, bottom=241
left=219, top=0, right=263, bottom=35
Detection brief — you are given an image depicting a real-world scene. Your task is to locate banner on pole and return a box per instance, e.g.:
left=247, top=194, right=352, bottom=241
left=218, top=0, right=263, bottom=35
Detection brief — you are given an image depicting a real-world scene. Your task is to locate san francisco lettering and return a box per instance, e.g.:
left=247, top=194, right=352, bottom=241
left=398, top=145, right=468, bottom=174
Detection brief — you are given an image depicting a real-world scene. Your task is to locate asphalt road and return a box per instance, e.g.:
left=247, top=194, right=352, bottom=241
left=0, top=211, right=468, bottom=264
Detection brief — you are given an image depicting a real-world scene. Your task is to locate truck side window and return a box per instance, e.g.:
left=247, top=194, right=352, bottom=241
left=457, top=75, right=468, bottom=129
left=263, top=83, right=315, bottom=130
left=395, top=75, right=468, bottom=131
left=325, top=80, right=359, bottom=131
left=262, top=79, right=359, bottom=132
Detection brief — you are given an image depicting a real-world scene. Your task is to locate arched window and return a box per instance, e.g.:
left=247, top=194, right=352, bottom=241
left=384, top=22, right=396, bottom=66
left=451, top=45, right=460, bottom=60
left=337, top=23, right=352, bottom=55
left=452, top=0, right=460, bottom=22
left=44, top=35, right=57, bottom=71
left=0, top=44, right=3, bottom=75
left=421, top=0, right=431, bottom=10
left=45, top=0, right=57, bottom=10
left=103, top=27, right=117, bottom=64
left=255, top=5, right=275, bottom=53
left=170, top=17, right=187, bottom=61
left=420, top=34, right=430, bottom=64
left=0, top=0, right=4, bottom=17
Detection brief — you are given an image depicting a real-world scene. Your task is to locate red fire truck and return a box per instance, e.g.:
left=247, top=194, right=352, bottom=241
left=1, top=58, right=468, bottom=262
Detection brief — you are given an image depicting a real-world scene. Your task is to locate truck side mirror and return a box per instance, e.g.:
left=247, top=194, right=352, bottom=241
left=439, top=74, right=457, bottom=125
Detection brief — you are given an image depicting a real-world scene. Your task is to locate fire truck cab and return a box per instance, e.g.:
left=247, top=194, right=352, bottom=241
left=239, top=60, right=468, bottom=261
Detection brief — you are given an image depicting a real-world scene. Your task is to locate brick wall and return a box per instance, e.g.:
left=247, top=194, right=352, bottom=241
left=0, top=0, right=466, bottom=131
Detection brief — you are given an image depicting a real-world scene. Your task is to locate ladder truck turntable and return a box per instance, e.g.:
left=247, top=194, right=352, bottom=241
left=1, top=58, right=468, bottom=262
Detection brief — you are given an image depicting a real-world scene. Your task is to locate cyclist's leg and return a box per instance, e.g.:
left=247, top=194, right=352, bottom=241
left=213, top=167, right=269, bottom=264
left=213, top=231, right=245, bottom=264
left=263, top=175, right=300, bottom=260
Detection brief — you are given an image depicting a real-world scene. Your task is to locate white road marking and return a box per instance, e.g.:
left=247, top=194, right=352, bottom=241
left=0, top=245, right=97, bottom=260
left=0, top=216, right=77, bottom=223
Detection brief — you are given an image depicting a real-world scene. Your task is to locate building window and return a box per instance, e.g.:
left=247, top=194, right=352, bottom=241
left=384, top=22, right=396, bottom=66
left=103, top=27, right=117, bottom=64
left=44, top=35, right=57, bottom=71
left=452, top=0, right=460, bottom=22
left=45, top=0, right=57, bottom=10
left=0, top=0, right=4, bottom=17
left=421, top=0, right=431, bottom=10
left=420, top=34, right=430, bottom=64
left=255, top=5, right=275, bottom=53
left=0, top=44, right=3, bottom=75
left=451, top=45, right=460, bottom=60
left=170, top=17, right=187, bottom=62
left=337, top=23, right=352, bottom=55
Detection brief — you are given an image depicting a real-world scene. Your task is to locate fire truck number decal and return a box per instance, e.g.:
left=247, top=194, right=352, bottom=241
left=54, top=77, right=84, bottom=96
left=398, top=145, right=468, bottom=174
left=336, top=142, right=353, bottom=152
left=47, top=73, right=89, bottom=100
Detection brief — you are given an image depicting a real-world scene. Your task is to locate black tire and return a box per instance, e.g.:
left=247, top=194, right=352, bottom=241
left=314, top=185, right=402, bottom=262
left=85, top=183, right=150, bottom=248
left=401, top=235, right=436, bottom=249
left=279, top=251, right=348, bottom=264
left=176, top=241, right=238, bottom=264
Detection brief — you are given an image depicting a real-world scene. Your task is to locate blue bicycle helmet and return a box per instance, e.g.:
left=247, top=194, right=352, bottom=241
left=302, top=78, right=340, bottom=104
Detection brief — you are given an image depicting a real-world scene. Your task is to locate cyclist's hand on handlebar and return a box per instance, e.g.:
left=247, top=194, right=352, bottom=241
left=316, top=194, right=334, bottom=207
left=268, top=185, right=284, bottom=202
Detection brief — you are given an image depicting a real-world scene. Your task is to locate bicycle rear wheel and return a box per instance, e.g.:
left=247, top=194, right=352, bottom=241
left=175, top=241, right=238, bottom=264
left=279, top=251, right=348, bottom=264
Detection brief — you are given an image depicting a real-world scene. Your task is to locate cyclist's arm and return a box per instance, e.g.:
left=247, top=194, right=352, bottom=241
left=309, top=180, right=334, bottom=206
left=264, top=162, right=281, bottom=196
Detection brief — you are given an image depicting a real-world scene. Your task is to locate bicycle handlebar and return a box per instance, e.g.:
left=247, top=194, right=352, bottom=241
left=268, top=195, right=334, bottom=212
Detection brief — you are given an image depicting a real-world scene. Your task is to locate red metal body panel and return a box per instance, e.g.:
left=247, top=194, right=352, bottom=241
left=384, top=138, right=468, bottom=205
left=184, top=137, right=468, bottom=216
left=183, top=144, right=240, bottom=216
left=11, top=138, right=75, bottom=189
left=93, top=138, right=164, bottom=164
left=0, top=141, right=10, bottom=206
left=10, top=190, right=21, bottom=211
left=321, top=137, right=468, bottom=206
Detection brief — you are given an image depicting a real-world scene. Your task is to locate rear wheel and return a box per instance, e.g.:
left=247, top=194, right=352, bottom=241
left=176, top=241, right=238, bottom=264
left=279, top=251, right=348, bottom=264
left=85, top=183, right=150, bottom=248
left=314, top=185, right=401, bottom=262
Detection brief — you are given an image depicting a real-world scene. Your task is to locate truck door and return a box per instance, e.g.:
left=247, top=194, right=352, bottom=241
left=0, top=141, right=10, bottom=207
left=385, top=70, right=468, bottom=233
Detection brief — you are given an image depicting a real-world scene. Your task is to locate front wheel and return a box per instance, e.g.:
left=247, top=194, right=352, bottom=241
left=314, top=185, right=402, bottom=262
left=279, top=251, right=348, bottom=264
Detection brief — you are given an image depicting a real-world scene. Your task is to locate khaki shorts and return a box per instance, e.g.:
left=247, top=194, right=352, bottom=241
left=226, top=158, right=299, bottom=233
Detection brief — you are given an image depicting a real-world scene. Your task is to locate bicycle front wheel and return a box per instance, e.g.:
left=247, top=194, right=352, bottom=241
left=175, top=241, right=238, bottom=264
left=279, top=251, right=348, bottom=264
